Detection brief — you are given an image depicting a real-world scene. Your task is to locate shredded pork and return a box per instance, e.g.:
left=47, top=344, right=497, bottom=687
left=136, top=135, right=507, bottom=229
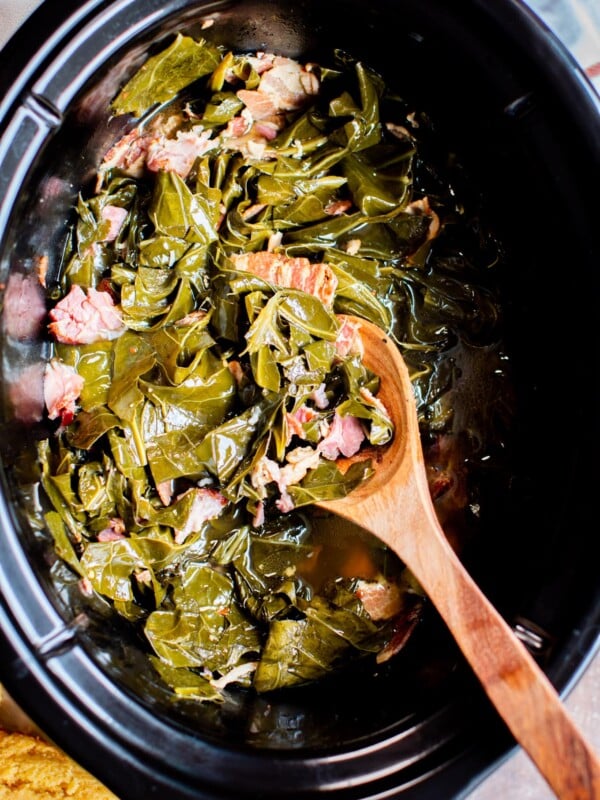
left=230, top=251, right=338, bottom=307
left=43, top=359, right=85, bottom=426
left=173, top=488, right=229, bottom=544
left=48, top=285, right=125, bottom=345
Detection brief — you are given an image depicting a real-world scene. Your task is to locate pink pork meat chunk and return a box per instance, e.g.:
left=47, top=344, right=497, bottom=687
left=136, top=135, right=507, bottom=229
left=48, top=285, right=125, bottom=344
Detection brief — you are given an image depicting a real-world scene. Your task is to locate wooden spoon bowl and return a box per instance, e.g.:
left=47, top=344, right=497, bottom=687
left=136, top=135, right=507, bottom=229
left=318, top=316, right=600, bottom=800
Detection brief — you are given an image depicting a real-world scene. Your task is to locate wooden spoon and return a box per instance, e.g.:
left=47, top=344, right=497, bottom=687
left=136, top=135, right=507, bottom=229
left=318, top=315, right=600, bottom=800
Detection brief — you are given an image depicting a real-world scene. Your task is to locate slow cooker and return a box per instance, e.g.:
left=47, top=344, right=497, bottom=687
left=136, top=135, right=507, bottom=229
left=0, top=1, right=599, bottom=798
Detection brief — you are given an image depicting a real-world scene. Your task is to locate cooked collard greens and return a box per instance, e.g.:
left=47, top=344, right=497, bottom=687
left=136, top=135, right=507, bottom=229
left=9, top=36, right=510, bottom=702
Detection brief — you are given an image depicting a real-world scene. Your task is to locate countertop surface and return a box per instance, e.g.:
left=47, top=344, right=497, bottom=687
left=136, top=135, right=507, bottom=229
left=0, top=1, right=598, bottom=799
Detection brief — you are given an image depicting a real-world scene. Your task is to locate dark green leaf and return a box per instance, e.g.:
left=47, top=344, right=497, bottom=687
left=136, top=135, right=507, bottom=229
left=112, top=35, right=222, bottom=117
left=288, top=460, right=374, bottom=507
left=149, top=171, right=218, bottom=245
left=150, top=657, right=224, bottom=702
left=254, top=595, right=377, bottom=691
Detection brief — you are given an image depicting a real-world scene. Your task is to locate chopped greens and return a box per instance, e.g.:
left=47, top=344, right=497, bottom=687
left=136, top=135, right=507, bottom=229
left=111, top=35, right=222, bottom=117
left=22, top=37, right=508, bottom=703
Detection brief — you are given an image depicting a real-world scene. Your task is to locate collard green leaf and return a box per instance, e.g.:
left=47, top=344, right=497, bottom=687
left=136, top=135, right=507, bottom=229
left=250, top=346, right=281, bottom=393
left=254, top=595, right=378, bottom=692
left=191, top=401, right=274, bottom=484
left=145, top=564, right=260, bottom=673
left=108, top=332, right=157, bottom=463
left=120, top=266, right=179, bottom=325
left=341, top=143, right=413, bottom=217
left=243, top=293, right=293, bottom=357
left=202, top=91, right=244, bottom=125
left=138, top=236, right=190, bottom=268
left=288, top=460, right=374, bottom=508
left=150, top=171, right=218, bottom=245
left=284, top=209, right=366, bottom=248
left=44, top=511, right=84, bottom=576
left=150, top=657, right=224, bottom=702
left=64, top=250, right=108, bottom=290
left=244, top=291, right=339, bottom=366
left=210, top=525, right=252, bottom=566
left=146, top=399, right=276, bottom=485
left=40, top=467, right=88, bottom=542
left=107, top=428, right=147, bottom=481
left=77, top=461, right=116, bottom=516
left=81, top=536, right=177, bottom=604
left=56, top=341, right=114, bottom=411
left=279, top=292, right=339, bottom=340
left=112, top=35, right=222, bottom=117
left=254, top=618, right=329, bottom=691
left=329, top=62, right=383, bottom=152
left=66, top=407, right=119, bottom=449
left=149, top=315, right=215, bottom=381
left=141, top=363, right=235, bottom=428
left=109, top=332, right=156, bottom=409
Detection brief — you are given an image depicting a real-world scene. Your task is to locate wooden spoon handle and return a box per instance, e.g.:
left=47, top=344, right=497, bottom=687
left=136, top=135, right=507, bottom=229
left=404, top=514, right=600, bottom=800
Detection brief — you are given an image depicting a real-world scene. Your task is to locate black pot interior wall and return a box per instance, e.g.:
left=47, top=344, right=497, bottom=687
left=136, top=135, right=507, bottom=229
left=0, top=0, right=598, bottom=794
